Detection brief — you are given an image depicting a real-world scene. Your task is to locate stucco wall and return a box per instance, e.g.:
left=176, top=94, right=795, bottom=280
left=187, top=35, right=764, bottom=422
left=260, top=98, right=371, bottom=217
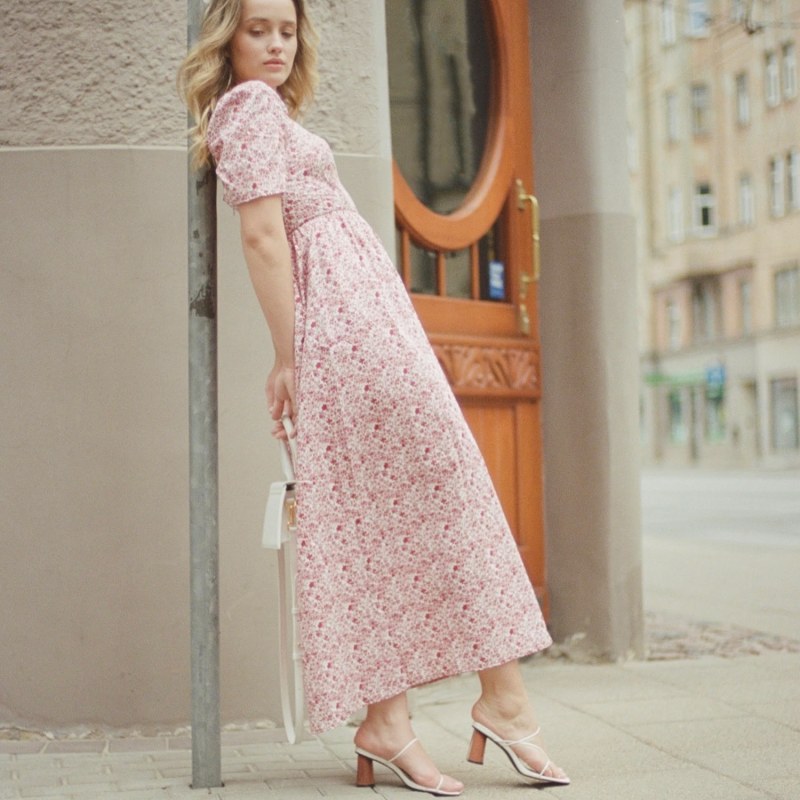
left=0, top=0, right=394, bottom=731
left=0, top=1, right=390, bottom=156
left=1, top=3, right=185, bottom=147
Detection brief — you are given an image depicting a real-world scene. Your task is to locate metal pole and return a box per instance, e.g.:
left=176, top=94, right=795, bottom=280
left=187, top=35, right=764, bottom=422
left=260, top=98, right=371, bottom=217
left=187, top=0, right=221, bottom=789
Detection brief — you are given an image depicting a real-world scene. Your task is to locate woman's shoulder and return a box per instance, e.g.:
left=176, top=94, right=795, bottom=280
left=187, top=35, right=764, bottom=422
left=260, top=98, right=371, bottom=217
left=208, top=81, right=288, bottom=145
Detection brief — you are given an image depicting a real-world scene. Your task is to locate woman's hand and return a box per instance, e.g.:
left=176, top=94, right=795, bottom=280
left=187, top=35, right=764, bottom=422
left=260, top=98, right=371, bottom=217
left=266, top=362, right=296, bottom=440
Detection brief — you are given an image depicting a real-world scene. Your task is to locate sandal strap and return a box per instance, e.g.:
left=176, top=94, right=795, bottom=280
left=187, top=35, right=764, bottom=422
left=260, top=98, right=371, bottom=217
left=388, top=737, right=419, bottom=763
left=500, top=726, right=542, bottom=747
left=501, top=728, right=555, bottom=778
left=387, top=739, right=449, bottom=794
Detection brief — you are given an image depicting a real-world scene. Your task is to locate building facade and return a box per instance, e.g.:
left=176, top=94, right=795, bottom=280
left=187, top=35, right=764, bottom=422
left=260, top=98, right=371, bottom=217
left=627, top=0, right=800, bottom=467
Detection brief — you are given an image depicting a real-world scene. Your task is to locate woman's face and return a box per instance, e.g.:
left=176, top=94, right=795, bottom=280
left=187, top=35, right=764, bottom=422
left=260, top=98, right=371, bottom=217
left=230, top=0, right=298, bottom=89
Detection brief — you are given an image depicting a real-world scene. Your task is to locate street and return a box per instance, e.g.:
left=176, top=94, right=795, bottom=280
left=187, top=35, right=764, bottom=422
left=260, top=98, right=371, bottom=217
left=641, top=468, right=800, bottom=546
left=641, top=468, right=800, bottom=642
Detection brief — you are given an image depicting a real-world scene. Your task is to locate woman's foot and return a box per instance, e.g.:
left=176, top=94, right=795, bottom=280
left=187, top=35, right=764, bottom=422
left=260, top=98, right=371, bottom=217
left=471, top=696, right=569, bottom=783
left=355, top=722, right=464, bottom=795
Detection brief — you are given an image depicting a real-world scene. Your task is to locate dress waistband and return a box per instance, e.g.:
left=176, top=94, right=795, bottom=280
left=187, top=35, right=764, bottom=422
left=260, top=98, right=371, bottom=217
left=286, top=205, right=358, bottom=236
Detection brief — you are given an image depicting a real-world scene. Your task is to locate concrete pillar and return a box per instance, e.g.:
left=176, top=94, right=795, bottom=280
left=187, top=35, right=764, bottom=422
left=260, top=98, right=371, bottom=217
left=530, top=0, right=645, bottom=659
left=308, top=0, right=395, bottom=253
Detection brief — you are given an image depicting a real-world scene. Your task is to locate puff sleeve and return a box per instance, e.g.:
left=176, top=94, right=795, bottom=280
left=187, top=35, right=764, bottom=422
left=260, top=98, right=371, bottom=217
left=206, top=80, right=288, bottom=208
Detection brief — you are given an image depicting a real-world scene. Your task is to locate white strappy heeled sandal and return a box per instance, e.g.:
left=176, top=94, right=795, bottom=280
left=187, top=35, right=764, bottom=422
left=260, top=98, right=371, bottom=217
left=468, top=721, right=570, bottom=785
left=356, top=737, right=463, bottom=796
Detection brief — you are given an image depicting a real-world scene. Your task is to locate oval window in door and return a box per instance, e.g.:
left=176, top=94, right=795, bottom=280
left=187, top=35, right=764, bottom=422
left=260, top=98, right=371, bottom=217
left=386, top=0, right=514, bottom=302
left=386, top=0, right=492, bottom=216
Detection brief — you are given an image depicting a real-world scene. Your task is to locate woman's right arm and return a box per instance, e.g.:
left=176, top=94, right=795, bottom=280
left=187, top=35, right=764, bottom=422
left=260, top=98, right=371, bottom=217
left=237, top=195, right=297, bottom=432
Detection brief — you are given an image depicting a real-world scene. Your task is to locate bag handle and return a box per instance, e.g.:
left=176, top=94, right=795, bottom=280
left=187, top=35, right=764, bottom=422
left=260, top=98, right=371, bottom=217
left=276, top=414, right=304, bottom=743
left=279, top=416, right=296, bottom=482
left=278, top=537, right=304, bottom=743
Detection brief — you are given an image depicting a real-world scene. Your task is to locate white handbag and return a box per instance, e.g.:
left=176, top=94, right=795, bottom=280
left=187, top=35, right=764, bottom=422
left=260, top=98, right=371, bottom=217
left=261, top=417, right=305, bottom=744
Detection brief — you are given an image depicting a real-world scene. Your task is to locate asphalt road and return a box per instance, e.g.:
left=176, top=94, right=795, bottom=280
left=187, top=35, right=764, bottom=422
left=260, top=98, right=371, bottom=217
left=640, top=468, right=800, bottom=640
left=641, top=467, right=800, bottom=547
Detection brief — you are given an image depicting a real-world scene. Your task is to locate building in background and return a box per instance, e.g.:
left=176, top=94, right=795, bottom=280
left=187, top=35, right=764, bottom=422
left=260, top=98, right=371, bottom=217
left=627, top=0, right=800, bottom=467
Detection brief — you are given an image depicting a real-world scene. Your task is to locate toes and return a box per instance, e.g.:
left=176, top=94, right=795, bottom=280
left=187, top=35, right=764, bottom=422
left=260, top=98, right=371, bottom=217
left=544, top=762, right=569, bottom=782
left=439, top=773, right=464, bottom=794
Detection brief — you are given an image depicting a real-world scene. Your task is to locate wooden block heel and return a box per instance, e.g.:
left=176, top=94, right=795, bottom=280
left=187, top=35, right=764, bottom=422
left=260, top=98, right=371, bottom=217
left=356, top=753, right=375, bottom=787
left=467, top=728, right=487, bottom=764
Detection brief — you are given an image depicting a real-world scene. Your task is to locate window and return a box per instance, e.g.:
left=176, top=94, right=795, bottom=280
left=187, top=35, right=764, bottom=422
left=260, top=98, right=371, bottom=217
left=691, top=83, right=710, bottom=134
left=738, top=173, right=755, bottom=227
left=668, top=390, right=687, bottom=443
left=735, top=72, right=750, bottom=125
left=665, top=91, right=679, bottom=142
left=740, top=279, right=753, bottom=335
left=783, top=42, right=797, bottom=99
left=766, top=51, right=781, bottom=107
left=775, top=266, right=800, bottom=327
left=705, top=388, right=726, bottom=441
left=666, top=299, right=682, bottom=350
left=770, top=156, right=785, bottom=217
left=660, top=0, right=677, bottom=45
left=668, top=186, right=684, bottom=242
left=693, top=182, right=716, bottom=234
left=771, top=378, right=799, bottom=451
left=787, top=148, right=800, bottom=211
left=692, top=280, right=718, bottom=342
left=688, top=0, right=710, bottom=37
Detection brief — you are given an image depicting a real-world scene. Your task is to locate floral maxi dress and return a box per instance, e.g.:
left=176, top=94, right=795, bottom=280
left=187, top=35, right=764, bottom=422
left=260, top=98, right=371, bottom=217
left=208, top=80, right=552, bottom=734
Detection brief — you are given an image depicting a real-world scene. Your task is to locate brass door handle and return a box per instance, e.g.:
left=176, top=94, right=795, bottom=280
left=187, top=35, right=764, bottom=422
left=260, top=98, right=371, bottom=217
left=515, top=179, right=540, bottom=336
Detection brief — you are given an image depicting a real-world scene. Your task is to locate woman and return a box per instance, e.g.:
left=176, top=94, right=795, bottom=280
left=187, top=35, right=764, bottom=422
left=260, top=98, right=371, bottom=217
left=178, top=0, right=569, bottom=794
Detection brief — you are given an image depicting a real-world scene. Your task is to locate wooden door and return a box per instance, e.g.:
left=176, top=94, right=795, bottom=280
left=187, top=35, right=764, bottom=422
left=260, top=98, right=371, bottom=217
left=387, top=0, right=547, bottom=612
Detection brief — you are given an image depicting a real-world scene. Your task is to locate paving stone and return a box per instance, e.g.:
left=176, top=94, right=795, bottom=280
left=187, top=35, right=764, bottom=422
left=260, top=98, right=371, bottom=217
left=220, top=730, right=282, bottom=746
left=97, top=753, right=157, bottom=765
left=287, top=760, right=345, bottom=770
left=17, top=784, right=90, bottom=798
left=67, top=792, right=171, bottom=800
left=116, top=777, right=188, bottom=791
left=625, top=716, right=799, bottom=758
left=98, top=769, right=161, bottom=781
left=42, top=742, right=105, bottom=755
left=0, top=742, right=46, bottom=755
left=218, top=763, right=257, bottom=776
left=230, top=744, right=293, bottom=757
left=739, top=700, right=800, bottom=728
left=579, top=695, right=747, bottom=726
left=690, top=743, right=800, bottom=781
left=265, top=776, right=321, bottom=789
left=760, top=776, right=800, bottom=800
left=223, top=753, right=293, bottom=767
left=252, top=767, right=308, bottom=780
left=156, top=766, right=195, bottom=779
left=12, top=773, right=68, bottom=788
left=106, top=738, right=168, bottom=753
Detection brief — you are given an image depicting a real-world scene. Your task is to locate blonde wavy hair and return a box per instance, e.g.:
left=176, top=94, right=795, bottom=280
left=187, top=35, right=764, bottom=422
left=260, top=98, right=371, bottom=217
left=177, top=0, right=318, bottom=169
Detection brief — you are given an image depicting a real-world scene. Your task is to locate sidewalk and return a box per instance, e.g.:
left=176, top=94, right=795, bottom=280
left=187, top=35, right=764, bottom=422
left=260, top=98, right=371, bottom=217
left=3, top=640, right=799, bottom=800
left=4, top=467, right=800, bottom=799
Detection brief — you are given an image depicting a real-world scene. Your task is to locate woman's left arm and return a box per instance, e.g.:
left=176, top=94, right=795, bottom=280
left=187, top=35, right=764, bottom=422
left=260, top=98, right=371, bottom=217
left=237, top=194, right=297, bottom=433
